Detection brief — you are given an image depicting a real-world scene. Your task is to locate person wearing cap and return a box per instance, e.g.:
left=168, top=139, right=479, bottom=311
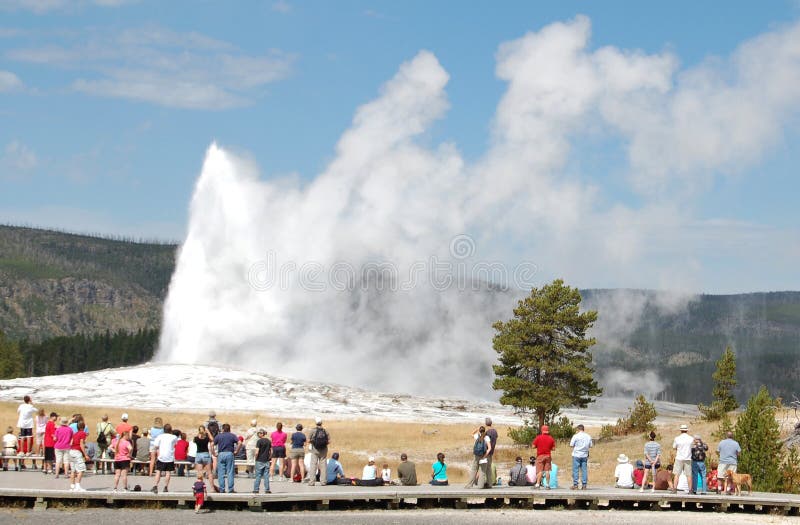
left=508, top=456, right=527, bottom=486
left=532, top=425, right=555, bottom=489
left=672, top=424, right=694, bottom=493
left=569, top=423, right=593, bottom=490
left=397, top=452, right=417, bottom=486
left=614, top=454, right=635, bottom=488
left=307, top=417, right=329, bottom=486
left=115, top=413, right=133, bottom=439
left=690, top=435, right=708, bottom=494
left=484, top=417, right=499, bottom=485
left=326, top=452, right=345, bottom=484
left=53, top=416, right=73, bottom=479
left=362, top=456, right=378, bottom=480
left=253, top=428, right=272, bottom=494
left=633, top=459, right=646, bottom=488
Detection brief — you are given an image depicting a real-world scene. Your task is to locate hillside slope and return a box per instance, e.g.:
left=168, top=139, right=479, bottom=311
left=0, top=225, right=175, bottom=340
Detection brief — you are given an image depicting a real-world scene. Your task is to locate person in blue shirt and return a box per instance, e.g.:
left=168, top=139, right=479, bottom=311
left=326, top=452, right=345, bottom=484
left=213, top=424, right=241, bottom=493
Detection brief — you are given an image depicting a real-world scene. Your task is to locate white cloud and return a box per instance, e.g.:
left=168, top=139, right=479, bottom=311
left=7, top=25, right=294, bottom=109
left=0, top=70, right=22, bottom=91
left=0, top=140, right=37, bottom=180
left=271, top=0, right=290, bottom=13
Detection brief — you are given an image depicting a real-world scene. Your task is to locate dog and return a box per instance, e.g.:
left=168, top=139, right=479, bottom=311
left=726, top=468, right=752, bottom=495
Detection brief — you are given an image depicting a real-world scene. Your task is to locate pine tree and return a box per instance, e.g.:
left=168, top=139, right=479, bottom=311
left=699, top=346, right=738, bottom=420
left=734, top=386, right=783, bottom=492
left=492, top=279, right=602, bottom=427
left=0, top=330, right=24, bottom=379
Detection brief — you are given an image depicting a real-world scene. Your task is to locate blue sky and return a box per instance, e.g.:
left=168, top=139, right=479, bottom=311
left=1, top=1, right=799, bottom=293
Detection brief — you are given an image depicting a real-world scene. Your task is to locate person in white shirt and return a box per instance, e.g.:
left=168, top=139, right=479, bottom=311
left=2, top=427, right=19, bottom=471
left=151, top=424, right=178, bottom=494
left=525, top=456, right=537, bottom=485
left=614, top=454, right=635, bottom=488
left=569, top=424, right=593, bottom=489
left=672, top=424, right=694, bottom=493
left=362, top=456, right=377, bottom=480
left=17, top=395, right=38, bottom=461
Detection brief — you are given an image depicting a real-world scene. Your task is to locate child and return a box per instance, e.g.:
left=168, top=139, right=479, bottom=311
left=381, top=463, right=392, bottom=484
left=707, top=463, right=719, bottom=493
left=193, top=472, right=207, bottom=514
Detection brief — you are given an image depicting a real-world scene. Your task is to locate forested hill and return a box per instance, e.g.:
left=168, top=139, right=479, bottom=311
left=583, top=289, right=800, bottom=404
left=0, top=225, right=176, bottom=341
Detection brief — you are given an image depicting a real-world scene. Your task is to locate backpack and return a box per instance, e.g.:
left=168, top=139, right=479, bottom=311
left=473, top=436, right=487, bottom=457
left=96, top=424, right=109, bottom=446
left=311, top=428, right=329, bottom=449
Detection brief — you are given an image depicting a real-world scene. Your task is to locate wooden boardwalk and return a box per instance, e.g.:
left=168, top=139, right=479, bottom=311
left=0, top=471, right=797, bottom=514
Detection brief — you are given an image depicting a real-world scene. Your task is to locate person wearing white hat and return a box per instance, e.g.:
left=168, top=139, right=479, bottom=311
left=614, top=454, right=635, bottom=488
left=672, top=424, right=694, bottom=493
left=362, top=456, right=377, bottom=480
left=115, top=413, right=132, bottom=439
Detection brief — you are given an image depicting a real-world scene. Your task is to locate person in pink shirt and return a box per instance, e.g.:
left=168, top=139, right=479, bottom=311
left=112, top=430, right=133, bottom=491
left=53, top=417, right=73, bottom=479
left=270, top=422, right=288, bottom=481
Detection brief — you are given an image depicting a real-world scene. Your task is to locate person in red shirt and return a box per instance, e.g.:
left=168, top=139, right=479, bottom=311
left=68, top=421, right=89, bottom=491
left=43, top=412, right=57, bottom=475
left=175, top=431, right=190, bottom=477
left=532, top=425, right=556, bottom=489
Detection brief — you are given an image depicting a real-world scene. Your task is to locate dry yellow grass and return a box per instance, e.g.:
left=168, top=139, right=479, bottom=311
left=0, top=401, right=767, bottom=486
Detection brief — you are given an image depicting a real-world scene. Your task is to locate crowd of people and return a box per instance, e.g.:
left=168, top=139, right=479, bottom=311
left=2, top=396, right=751, bottom=509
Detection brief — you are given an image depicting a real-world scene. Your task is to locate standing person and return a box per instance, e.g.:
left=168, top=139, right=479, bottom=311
left=307, top=417, right=329, bottom=486
left=193, top=426, right=213, bottom=486
left=43, top=412, right=57, bottom=475
left=205, top=412, right=220, bottom=437
left=397, top=452, right=417, bottom=486
left=130, top=425, right=140, bottom=463
left=193, top=472, right=207, bottom=514
left=68, top=421, right=89, bottom=491
left=270, top=422, right=287, bottom=482
left=111, top=430, right=132, bottom=492
left=641, top=430, right=662, bottom=493
left=54, top=417, right=72, bottom=478
left=484, top=417, right=499, bottom=486
left=672, top=424, right=694, bottom=494
left=16, top=395, right=37, bottom=462
left=253, top=428, right=272, bottom=494
left=115, top=413, right=132, bottom=437
left=148, top=417, right=164, bottom=476
left=289, top=423, right=306, bottom=483
left=716, top=431, right=742, bottom=495
left=465, top=425, right=492, bottom=489
left=532, top=425, right=556, bottom=489
left=34, top=408, right=47, bottom=466
left=213, top=423, right=241, bottom=494
left=691, top=435, right=709, bottom=494
left=569, top=423, right=592, bottom=490
left=95, top=415, right=113, bottom=474
left=430, top=452, right=448, bottom=486
left=151, top=423, right=177, bottom=494
left=244, top=419, right=259, bottom=478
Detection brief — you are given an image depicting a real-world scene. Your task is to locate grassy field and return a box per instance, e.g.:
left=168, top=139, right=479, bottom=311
left=1, top=401, right=773, bottom=486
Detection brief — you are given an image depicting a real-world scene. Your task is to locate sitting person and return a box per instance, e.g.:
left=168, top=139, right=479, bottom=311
left=614, top=454, right=635, bottom=488
left=397, top=453, right=417, bottom=486
left=633, top=459, right=646, bottom=488
left=509, top=456, right=529, bottom=486
left=357, top=456, right=383, bottom=486
left=430, top=452, right=448, bottom=486
left=381, top=463, right=392, bottom=484
left=326, top=452, right=345, bottom=484
left=525, top=456, right=537, bottom=485
left=706, top=463, right=719, bottom=493
left=654, top=464, right=675, bottom=491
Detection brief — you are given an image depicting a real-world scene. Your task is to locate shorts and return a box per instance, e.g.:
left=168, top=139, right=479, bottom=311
left=195, top=452, right=211, bottom=465
left=195, top=493, right=205, bottom=507
left=2, top=447, right=16, bottom=457
left=19, top=428, right=33, bottom=437
left=114, top=460, right=131, bottom=470
left=68, top=450, right=86, bottom=472
left=535, top=455, right=552, bottom=474
left=35, top=432, right=44, bottom=446
left=272, top=446, right=286, bottom=459
left=156, top=460, right=175, bottom=472
left=44, top=447, right=55, bottom=461
left=718, top=464, right=736, bottom=478
left=674, top=459, right=692, bottom=478
left=289, top=448, right=305, bottom=459
left=55, top=449, right=70, bottom=465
